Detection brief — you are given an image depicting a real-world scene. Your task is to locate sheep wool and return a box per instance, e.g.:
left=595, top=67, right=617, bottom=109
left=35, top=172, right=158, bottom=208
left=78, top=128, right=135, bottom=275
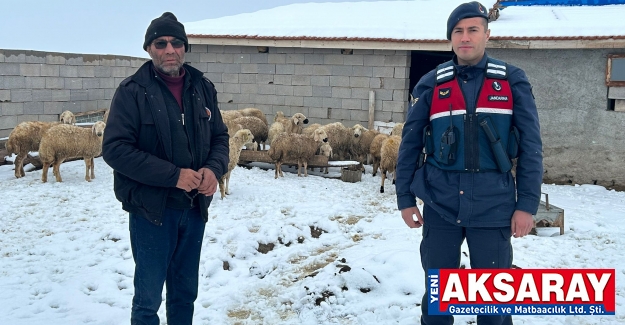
left=39, top=121, right=106, bottom=183
left=5, top=121, right=61, bottom=178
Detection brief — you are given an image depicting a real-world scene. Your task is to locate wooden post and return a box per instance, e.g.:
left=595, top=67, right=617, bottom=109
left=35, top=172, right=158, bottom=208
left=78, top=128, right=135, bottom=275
left=368, top=90, right=375, bottom=130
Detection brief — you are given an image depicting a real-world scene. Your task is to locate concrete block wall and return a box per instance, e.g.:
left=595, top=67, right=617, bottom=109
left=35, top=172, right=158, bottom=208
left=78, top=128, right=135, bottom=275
left=489, top=48, right=625, bottom=189
left=186, top=45, right=411, bottom=127
left=0, top=49, right=148, bottom=138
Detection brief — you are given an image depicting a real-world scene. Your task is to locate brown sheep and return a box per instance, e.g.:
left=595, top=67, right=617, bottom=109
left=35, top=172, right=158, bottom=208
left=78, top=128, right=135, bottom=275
left=379, top=135, right=401, bottom=193
left=319, top=122, right=352, bottom=161
left=318, top=142, right=333, bottom=174
left=349, top=124, right=379, bottom=171
left=231, top=116, right=268, bottom=150
left=39, top=121, right=106, bottom=183
left=268, top=128, right=328, bottom=179
left=390, top=122, right=405, bottom=137
left=239, top=108, right=268, bottom=126
left=218, top=128, right=255, bottom=199
left=369, top=133, right=390, bottom=177
left=5, top=121, right=60, bottom=178
left=59, top=110, right=76, bottom=125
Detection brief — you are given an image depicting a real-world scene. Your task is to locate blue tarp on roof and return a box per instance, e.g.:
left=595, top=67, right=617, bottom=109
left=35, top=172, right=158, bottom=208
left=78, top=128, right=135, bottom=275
left=500, top=0, right=625, bottom=5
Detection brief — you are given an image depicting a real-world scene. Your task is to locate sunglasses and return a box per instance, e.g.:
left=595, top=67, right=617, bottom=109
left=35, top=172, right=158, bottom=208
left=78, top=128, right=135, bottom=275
left=152, top=39, right=185, bottom=49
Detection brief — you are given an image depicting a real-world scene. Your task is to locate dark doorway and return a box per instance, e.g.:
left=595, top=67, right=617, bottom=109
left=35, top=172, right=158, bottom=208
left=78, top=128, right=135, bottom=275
left=409, top=50, right=454, bottom=96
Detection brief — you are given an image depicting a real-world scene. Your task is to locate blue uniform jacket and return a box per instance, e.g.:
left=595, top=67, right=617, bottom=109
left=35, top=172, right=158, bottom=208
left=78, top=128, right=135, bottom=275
left=396, top=54, right=543, bottom=227
left=102, top=61, right=230, bottom=225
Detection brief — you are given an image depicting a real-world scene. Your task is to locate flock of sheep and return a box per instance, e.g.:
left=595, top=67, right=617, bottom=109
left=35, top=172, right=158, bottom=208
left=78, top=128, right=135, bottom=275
left=4, top=106, right=405, bottom=196
left=5, top=110, right=107, bottom=183
left=220, top=107, right=405, bottom=194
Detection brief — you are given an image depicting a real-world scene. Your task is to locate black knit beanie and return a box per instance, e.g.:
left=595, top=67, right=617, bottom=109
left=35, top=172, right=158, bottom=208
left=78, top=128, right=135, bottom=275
left=143, top=12, right=189, bottom=52
left=446, top=1, right=489, bottom=40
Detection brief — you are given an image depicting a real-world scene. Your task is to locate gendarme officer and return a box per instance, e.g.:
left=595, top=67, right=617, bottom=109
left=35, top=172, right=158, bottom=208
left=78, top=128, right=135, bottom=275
left=395, top=2, right=543, bottom=325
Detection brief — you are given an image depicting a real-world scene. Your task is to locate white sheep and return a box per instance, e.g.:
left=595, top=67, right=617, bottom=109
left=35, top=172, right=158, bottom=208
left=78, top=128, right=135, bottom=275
left=379, top=135, right=401, bottom=193
left=39, top=121, right=106, bottom=183
left=220, top=109, right=243, bottom=124
left=390, top=122, right=405, bottom=137
left=267, top=113, right=309, bottom=145
left=231, top=116, right=268, bottom=150
left=239, top=107, right=268, bottom=126
left=318, top=142, right=333, bottom=174
left=59, top=110, right=76, bottom=125
left=369, top=133, right=389, bottom=176
left=5, top=121, right=60, bottom=178
left=218, top=128, right=255, bottom=199
left=268, top=128, right=328, bottom=179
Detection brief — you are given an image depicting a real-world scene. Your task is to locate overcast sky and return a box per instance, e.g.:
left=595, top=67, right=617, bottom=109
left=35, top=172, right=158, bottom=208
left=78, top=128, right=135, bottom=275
left=1, top=0, right=399, bottom=58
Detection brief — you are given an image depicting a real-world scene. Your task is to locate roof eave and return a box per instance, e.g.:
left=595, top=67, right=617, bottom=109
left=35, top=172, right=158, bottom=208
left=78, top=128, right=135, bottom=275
left=188, top=34, right=625, bottom=50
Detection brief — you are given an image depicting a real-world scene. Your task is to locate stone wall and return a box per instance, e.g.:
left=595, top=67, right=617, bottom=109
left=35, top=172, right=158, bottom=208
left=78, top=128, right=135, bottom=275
left=0, top=49, right=147, bottom=137
left=185, top=45, right=410, bottom=127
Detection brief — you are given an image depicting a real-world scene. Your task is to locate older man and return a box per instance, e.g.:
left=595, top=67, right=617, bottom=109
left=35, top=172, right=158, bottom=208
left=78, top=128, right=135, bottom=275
left=102, top=12, right=229, bottom=325
left=396, top=2, right=543, bottom=325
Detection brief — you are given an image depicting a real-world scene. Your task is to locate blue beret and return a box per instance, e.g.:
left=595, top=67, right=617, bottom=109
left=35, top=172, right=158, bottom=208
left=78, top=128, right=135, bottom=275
left=446, top=1, right=489, bottom=40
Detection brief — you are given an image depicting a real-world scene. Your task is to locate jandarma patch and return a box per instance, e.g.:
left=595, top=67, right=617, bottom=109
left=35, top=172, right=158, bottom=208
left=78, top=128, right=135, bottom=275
left=488, top=95, right=509, bottom=101
left=439, top=88, right=451, bottom=99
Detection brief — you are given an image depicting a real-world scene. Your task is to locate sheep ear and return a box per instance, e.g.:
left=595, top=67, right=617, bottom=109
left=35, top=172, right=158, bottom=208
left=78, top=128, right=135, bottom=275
left=314, top=132, right=320, bottom=142
left=292, top=116, right=298, bottom=125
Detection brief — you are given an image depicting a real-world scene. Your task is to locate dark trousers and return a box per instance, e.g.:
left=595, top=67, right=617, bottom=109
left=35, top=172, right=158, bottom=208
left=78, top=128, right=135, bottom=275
left=420, top=205, right=513, bottom=325
left=129, top=207, right=205, bottom=325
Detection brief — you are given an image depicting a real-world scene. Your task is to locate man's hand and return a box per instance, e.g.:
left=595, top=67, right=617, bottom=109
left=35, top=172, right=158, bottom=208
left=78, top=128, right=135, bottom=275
left=197, top=168, right=218, bottom=196
left=511, top=210, right=534, bottom=238
left=176, top=168, right=202, bottom=192
left=400, top=206, right=423, bottom=228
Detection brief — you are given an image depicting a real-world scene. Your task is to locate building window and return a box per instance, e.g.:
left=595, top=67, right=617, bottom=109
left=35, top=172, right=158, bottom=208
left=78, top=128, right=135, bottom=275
left=605, top=54, right=625, bottom=112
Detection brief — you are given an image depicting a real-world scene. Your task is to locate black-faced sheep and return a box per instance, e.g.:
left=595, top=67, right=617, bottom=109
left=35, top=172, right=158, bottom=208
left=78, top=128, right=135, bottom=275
left=379, top=135, right=401, bottom=193
left=268, top=128, right=328, bottom=179
left=39, top=121, right=106, bottom=183
left=218, top=128, right=255, bottom=199
left=239, top=108, right=268, bottom=126
left=369, top=133, right=390, bottom=177
left=231, top=116, right=268, bottom=150
left=5, top=121, right=60, bottom=178
left=59, top=110, right=76, bottom=125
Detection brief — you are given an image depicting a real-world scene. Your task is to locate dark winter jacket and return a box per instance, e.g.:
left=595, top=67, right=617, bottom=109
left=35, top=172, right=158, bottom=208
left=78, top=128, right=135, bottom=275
left=396, top=54, right=543, bottom=227
left=102, top=61, right=229, bottom=225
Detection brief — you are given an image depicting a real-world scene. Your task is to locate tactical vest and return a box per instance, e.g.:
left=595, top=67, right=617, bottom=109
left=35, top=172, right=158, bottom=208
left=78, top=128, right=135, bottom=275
left=425, top=58, right=517, bottom=172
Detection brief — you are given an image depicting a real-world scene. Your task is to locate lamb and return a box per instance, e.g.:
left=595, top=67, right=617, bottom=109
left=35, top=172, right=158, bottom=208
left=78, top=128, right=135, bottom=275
left=218, top=128, right=255, bottom=199
left=231, top=116, right=268, bottom=150
left=379, top=135, right=401, bottom=193
left=239, top=108, right=268, bottom=126
left=369, top=133, right=390, bottom=176
left=59, top=110, right=76, bottom=125
left=39, top=121, right=107, bottom=183
left=349, top=124, right=380, bottom=171
left=267, top=113, right=309, bottom=145
left=267, top=128, right=328, bottom=179
left=5, top=121, right=60, bottom=178
left=318, top=142, right=333, bottom=174
left=390, top=122, right=405, bottom=137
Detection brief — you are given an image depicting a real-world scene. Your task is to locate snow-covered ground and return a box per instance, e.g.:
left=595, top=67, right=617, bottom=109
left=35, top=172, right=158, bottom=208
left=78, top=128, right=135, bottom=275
left=0, top=157, right=623, bottom=325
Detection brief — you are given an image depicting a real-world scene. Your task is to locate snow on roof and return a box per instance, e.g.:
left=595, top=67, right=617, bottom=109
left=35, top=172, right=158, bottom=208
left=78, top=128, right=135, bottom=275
left=184, top=0, right=625, bottom=42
